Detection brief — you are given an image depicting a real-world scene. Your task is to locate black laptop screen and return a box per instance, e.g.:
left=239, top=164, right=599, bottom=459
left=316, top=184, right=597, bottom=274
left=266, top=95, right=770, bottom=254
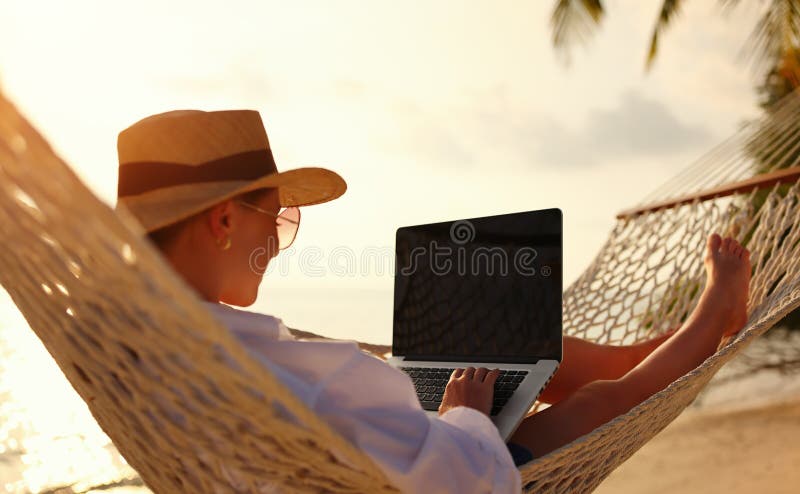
left=392, top=209, right=562, bottom=363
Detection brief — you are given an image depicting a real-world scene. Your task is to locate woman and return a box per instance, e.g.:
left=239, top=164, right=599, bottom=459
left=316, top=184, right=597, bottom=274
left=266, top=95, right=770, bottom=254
left=116, top=109, right=751, bottom=493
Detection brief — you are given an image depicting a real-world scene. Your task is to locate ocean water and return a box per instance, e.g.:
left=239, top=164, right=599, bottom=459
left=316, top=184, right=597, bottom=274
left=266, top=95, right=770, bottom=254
left=257, top=282, right=395, bottom=344
left=0, top=289, right=146, bottom=493
left=0, top=282, right=394, bottom=493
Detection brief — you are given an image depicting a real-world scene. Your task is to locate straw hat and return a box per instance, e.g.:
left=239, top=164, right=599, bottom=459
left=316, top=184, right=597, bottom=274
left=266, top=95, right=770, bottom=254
left=115, top=109, right=346, bottom=232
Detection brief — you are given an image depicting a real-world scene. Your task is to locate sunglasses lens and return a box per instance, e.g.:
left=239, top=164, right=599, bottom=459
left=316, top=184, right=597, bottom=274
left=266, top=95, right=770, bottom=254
left=276, top=207, right=300, bottom=249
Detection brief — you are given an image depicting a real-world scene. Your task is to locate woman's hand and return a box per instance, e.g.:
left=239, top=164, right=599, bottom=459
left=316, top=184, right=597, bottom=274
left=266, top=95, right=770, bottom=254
left=438, top=367, right=500, bottom=417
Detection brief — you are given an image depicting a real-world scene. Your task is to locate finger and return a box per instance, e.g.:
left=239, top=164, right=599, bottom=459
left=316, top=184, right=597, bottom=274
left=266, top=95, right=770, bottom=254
left=452, top=368, right=464, bottom=379
left=474, top=367, right=489, bottom=382
left=463, top=367, right=476, bottom=379
left=485, top=368, right=501, bottom=385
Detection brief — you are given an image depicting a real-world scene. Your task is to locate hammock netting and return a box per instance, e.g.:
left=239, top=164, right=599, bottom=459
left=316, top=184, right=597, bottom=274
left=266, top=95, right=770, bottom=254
left=0, top=88, right=799, bottom=493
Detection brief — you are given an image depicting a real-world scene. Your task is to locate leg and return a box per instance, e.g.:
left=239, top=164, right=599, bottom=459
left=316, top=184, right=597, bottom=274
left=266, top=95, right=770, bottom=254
left=511, top=234, right=750, bottom=458
left=538, top=330, right=676, bottom=405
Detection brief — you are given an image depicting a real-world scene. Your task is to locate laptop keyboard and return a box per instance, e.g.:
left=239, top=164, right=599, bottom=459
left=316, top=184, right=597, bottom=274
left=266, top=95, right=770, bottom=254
left=401, top=367, right=528, bottom=416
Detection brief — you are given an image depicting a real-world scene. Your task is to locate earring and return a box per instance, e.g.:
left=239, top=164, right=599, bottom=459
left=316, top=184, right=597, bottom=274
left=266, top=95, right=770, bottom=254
left=217, top=236, right=231, bottom=250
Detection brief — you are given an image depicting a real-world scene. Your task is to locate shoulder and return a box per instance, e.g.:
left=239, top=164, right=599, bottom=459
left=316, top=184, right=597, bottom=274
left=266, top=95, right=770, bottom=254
left=203, top=301, right=294, bottom=340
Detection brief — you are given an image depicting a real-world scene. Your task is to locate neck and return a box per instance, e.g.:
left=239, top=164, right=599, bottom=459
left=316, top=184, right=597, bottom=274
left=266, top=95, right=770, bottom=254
left=159, top=237, right=224, bottom=303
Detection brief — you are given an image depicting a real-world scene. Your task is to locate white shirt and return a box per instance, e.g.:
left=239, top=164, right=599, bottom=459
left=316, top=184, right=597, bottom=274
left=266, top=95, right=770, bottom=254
left=204, top=302, right=521, bottom=494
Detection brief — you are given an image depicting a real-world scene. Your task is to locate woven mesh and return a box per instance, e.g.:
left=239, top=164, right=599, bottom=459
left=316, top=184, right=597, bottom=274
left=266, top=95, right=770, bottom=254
left=0, top=87, right=799, bottom=493
left=0, top=95, right=399, bottom=493
left=518, top=94, right=800, bottom=491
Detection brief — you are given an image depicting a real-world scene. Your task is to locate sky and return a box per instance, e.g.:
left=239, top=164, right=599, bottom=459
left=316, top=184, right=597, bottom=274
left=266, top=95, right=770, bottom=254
left=0, top=0, right=765, bottom=344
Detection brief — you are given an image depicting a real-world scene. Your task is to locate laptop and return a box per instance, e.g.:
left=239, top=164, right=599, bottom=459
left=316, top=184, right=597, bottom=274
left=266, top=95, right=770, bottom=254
left=387, top=208, right=562, bottom=440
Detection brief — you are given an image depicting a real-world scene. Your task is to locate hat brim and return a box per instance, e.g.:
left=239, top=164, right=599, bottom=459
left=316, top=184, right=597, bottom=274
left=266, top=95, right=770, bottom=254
left=115, top=166, right=346, bottom=233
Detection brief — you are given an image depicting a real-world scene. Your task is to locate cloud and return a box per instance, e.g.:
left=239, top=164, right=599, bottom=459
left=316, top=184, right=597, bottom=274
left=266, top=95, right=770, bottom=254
left=369, top=87, right=715, bottom=170
left=527, top=90, right=715, bottom=166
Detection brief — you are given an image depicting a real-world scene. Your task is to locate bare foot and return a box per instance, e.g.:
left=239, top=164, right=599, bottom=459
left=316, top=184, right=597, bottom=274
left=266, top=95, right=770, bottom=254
left=702, top=233, right=751, bottom=342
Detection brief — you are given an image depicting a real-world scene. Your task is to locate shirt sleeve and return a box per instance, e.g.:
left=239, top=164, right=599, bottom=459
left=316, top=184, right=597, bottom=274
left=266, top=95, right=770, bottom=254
left=211, top=303, right=521, bottom=493
left=311, top=349, right=521, bottom=494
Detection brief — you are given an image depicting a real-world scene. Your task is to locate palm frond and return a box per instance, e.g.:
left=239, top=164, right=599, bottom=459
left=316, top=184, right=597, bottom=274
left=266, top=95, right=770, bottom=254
left=737, top=0, right=800, bottom=76
left=756, top=50, right=800, bottom=110
left=718, top=0, right=744, bottom=13
left=551, top=0, right=605, bottom=62
left=645, top=0, right=686, bottom=71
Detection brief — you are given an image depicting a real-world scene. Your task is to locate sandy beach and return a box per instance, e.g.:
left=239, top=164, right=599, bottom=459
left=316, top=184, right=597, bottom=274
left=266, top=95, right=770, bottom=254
left=595, top=397, right=800, bottom=494
left=594, top=331, right=800, bottom=494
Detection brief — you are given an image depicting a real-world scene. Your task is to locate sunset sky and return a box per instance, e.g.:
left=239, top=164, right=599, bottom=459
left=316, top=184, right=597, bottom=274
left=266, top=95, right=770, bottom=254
left=0, top=0, right=765, bottom=343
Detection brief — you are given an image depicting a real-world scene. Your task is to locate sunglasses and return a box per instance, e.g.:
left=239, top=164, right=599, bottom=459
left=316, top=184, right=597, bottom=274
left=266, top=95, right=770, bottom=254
left=236, top=200, right=300, bottom=250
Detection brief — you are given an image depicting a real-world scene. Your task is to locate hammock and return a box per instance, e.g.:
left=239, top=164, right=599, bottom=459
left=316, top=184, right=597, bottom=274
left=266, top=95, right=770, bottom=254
left=0, top=89, right=798, bottom=494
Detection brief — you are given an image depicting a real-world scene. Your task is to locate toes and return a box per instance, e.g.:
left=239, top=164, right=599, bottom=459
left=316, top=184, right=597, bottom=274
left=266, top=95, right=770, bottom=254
left=733, top=244, right=743, bottom=258
left=721, top=237, right=732, bottom=254
left=707, top=233, right=722, bottom=253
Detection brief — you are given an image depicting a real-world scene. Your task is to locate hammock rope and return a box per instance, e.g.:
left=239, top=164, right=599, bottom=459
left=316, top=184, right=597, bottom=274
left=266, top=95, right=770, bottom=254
left=0, top=88, right=799, bottom=493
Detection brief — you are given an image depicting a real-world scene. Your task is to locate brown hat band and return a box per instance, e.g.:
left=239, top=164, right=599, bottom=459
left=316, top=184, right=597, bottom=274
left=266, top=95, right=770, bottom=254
left=117, top=149, right=278, bottom=197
